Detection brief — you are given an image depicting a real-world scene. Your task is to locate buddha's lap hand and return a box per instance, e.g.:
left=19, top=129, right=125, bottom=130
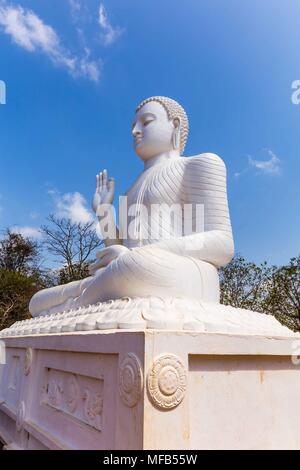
left=89, top=245, right=130, bottom=274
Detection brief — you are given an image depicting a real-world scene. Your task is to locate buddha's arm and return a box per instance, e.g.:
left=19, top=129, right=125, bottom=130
left=152, top=230, right=233, bottom=268
left=150, top=153, right=234, bottom=268
left=97, top=205, right=122, bottom=247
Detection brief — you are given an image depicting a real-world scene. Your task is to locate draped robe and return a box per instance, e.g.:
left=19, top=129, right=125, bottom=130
left=29, top=153, right=234, bottom=316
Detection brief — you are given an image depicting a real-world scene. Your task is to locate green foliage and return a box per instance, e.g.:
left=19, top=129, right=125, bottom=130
left=0, top=229, right=39, bottom=274
left=220, top=254, right=300, bottom=332
left=0, top=230, right=47, bottom=330
left=219, top=254, right=272, bottom=312
left=0, top=270, right=37, bottom=329
left=58, top=262, right=90, bottom=285
left=1, top=222, right=299, bottom=333
left=0, top=218, right=101, bottom=330
left=264, top=256, right=300, bottom=331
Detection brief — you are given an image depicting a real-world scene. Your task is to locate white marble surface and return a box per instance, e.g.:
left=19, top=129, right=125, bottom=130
left=29, top=97, right=234, bottom=319
left=1, top=297, right=297, bottom=338
left=1, top=96, right=296, bottom=450
left=0, top=329, right=300, bottom=450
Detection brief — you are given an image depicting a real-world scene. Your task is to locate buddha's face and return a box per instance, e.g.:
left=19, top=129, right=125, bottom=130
left=132, top=101, right=177, bottom=161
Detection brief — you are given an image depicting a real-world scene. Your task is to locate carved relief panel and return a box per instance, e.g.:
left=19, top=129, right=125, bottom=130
left=42, top=368, right=104, bottom=431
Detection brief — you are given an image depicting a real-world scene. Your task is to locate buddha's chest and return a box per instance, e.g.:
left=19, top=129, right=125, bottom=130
left=126, top=165, right=184, bottom=209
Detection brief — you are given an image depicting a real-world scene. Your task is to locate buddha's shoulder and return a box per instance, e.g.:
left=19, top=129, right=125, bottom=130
left=179, top=153, right=226, bottom=173
left=184, top=153, right=225, bottom=166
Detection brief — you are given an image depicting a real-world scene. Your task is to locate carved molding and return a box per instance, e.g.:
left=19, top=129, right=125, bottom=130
left=8, top=356, right=20, bottom=390
left=16, top=401, right=26, bottom=432
left=1, top=295, right=297, bottom=337
left=119, top=353, right=143, bottom=407
left=147, top=354, right=187, bottom=410
left=24, top=348, right=34, bottom=375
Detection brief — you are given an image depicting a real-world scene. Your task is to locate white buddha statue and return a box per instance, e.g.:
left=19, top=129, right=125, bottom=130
left=29, top=96, right=234, bottom=317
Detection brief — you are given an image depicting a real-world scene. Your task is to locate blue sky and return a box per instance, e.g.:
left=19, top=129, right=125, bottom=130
left=0, top=0, right=299, bottom=266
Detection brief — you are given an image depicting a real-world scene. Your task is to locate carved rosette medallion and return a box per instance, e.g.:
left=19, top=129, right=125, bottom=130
left=119, top=353, right=143, bottom=407
left=24, top=348, right=34, bottom=376
left=147, top=354, right=187, bottom=410
left=16, top=401, right=26, bottom=432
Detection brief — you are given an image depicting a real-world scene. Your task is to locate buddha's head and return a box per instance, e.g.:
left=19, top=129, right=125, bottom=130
left=132, top=96, right=189, bottom=161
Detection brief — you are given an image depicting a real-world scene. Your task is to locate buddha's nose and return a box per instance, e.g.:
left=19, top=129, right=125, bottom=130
left=132, top=123, right=142, bottom=137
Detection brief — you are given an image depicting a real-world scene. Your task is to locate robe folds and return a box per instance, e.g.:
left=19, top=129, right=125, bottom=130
left=29, top=154, right=234, bottom=316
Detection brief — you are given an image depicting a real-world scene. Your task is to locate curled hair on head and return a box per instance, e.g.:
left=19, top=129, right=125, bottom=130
left=136, top=96, right=189, bottom=154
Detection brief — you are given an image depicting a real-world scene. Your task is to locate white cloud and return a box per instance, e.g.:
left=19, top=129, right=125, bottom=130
left=79, top=56, right=100, bottom=82
left=47, top=188, right=57, bottom=195
left=12, top=226, right=42, bottom=239
left=68, top=0, right=81, bottom=14
left=235, top=149, right=282, bottom=179
left=68, top=0, right=82, bottom=24
left=0, top=4, right=73, bottom=65
left=9, top=190, right=96, bottom=240
left=51, top=190, right=94, bottom=224
left=30, top=211, right=39, bottom=220
left=248, top=150, right=281, bottom=175
left=98, top=3, right=123, bottom=46
left=0, top=2, right=100, bottom=82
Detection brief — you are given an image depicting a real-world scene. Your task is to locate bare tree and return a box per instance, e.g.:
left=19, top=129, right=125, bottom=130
left=41, top=215, right=102, bottom=283
left=0, top=298, right=17, bottom=330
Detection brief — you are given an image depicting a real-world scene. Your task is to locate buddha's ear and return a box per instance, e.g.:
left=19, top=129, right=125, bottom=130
left=173, top=117, right=181, bottom=129
left=172, top=117, right=181, bottom=150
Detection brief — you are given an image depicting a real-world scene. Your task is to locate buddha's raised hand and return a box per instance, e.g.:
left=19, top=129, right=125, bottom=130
left=92, top=169, right=115, bottom=214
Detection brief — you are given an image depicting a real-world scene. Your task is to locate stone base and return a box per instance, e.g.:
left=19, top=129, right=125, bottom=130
left=0, top=329, right=300, bottom=450
left=0, top=297, right=296, bottom=337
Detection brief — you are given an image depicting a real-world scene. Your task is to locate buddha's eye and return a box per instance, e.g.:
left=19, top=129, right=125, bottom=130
left=143, top=119, right=153, bottom=127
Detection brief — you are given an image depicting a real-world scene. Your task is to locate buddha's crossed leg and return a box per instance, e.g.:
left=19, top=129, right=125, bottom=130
left=29, top=246, right=219, bottom=317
